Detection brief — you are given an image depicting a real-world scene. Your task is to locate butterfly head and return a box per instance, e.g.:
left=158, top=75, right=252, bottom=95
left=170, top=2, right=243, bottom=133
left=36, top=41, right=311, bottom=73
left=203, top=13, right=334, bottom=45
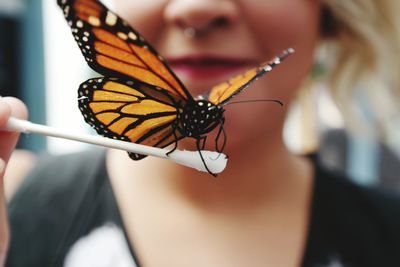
left=178, top=100, right=224, bottom=138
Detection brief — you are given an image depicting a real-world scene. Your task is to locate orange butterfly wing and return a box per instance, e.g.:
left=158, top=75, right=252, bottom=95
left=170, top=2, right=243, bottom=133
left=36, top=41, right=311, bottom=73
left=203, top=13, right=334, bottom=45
left=78, top=78, right=184, bottom=159
left=58, top=0, right=190, bottom=159
left=58, top=0, right=293, bottom=163
left=58, top=0, right=191, bottom=102
left=206, top=49, right=294, bottom=106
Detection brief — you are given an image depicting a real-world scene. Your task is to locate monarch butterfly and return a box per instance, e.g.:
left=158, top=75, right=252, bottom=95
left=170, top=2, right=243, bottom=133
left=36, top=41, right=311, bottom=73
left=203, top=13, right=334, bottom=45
left=57, top=0, right=294, bottom=175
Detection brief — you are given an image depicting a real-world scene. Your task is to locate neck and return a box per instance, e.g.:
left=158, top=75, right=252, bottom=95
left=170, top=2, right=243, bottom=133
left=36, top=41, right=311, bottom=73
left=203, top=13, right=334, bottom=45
left=107, top=131, right=313, bottom=212
left=174, top=135, right=311, bottom=208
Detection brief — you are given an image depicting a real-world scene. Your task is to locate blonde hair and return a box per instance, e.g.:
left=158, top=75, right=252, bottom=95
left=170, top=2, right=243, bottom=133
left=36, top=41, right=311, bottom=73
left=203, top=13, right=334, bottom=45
left=305, top=0, right=400, bottom=142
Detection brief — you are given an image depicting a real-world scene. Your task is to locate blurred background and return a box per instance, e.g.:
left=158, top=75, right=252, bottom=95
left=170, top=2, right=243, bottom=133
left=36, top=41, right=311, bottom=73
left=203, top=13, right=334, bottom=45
left=0, top=0, right=399, bottom=191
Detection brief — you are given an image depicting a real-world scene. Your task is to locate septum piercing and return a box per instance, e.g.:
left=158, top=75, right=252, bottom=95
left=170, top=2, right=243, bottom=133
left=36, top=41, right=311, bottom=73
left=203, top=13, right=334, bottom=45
left=184, top=27, right=197, bottom=38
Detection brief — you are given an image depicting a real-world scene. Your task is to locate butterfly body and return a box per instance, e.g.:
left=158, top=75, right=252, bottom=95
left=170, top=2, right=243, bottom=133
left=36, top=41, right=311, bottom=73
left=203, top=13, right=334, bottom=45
left=59, top=0, right=293, bottom=175
left=176, top=100, right=224, bottom=138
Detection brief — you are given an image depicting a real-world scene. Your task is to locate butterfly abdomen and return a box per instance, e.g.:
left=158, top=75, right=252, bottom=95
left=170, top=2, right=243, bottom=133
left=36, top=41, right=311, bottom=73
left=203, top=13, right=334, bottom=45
left=177, top=100, right=224, bottom=138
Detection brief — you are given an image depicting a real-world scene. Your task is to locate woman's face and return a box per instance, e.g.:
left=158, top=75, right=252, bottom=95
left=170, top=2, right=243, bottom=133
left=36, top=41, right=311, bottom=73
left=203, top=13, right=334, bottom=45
left=113, top=0, right=321, bottom=152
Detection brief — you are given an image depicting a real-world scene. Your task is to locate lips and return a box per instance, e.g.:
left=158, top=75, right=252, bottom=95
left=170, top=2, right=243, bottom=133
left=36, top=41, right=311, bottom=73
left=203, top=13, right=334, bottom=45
left=167, top=55, right=257, bottom=81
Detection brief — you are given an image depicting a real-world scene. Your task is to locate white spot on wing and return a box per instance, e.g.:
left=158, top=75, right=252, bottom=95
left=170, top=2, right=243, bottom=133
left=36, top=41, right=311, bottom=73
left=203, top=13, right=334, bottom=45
left=88, top=16, right=101, bottom=27
left=76, top=20, right=83, bottom=28
left=117, top=32, right=128, bottom=40
left=128, top=32, right=137, bottom=40
left=264, top=65, right=273, bottom=72
left=106, top=11, right=118, bottom=26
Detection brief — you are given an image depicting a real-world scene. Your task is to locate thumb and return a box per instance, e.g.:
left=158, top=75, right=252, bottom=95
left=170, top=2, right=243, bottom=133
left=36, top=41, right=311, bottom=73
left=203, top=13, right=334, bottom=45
left=0, top=97, right=28, bottom=163
left=0, top=97, right=27, bottom=266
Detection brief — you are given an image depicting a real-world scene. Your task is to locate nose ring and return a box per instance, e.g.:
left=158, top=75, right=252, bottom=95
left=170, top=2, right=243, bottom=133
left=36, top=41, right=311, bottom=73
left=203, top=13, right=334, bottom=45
left=183, top=27, right=197, bottom=38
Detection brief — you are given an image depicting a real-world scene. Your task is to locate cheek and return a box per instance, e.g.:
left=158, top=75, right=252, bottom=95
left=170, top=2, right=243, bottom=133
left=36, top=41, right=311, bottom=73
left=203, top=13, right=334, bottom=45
left=245, top=1, right=321, bottom=49
left=243, top=1, right=321, bottom=100
left=112, top=0, right=166, bottom=42
left=220, top=103, right=286, bottom=152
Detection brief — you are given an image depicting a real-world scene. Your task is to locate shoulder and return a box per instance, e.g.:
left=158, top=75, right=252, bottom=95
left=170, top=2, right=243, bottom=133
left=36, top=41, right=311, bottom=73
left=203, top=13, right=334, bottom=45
left=8, top=149, right=107, bottom=215
left=11, top=150, right=104, bottom=202
left=311, top=161, right=400, bottom=265
left=314, top=163, right=400, bottom=225
left=6, top=149, right=108, bottom=266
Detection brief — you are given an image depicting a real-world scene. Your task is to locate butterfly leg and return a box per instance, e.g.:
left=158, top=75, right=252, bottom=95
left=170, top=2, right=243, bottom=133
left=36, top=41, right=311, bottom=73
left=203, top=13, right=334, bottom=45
left=166, top=128, right=179, bottom=156
left=199, top=135, right=207, bottom=150
left=215, top=120, right=227, bottom=153
left=212, top=120, right=227, bottom=160
left=196, top=136, right=217, bottom=177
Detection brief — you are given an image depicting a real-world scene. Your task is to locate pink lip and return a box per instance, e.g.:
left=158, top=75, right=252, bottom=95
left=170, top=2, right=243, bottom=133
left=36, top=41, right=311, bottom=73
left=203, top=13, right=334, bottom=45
left=167, top=54, right=257, bottom=81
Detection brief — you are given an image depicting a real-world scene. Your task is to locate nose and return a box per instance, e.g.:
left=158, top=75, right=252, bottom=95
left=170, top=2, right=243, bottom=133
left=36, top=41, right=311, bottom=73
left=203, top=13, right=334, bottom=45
left=164, top=0, right=239, bottom=35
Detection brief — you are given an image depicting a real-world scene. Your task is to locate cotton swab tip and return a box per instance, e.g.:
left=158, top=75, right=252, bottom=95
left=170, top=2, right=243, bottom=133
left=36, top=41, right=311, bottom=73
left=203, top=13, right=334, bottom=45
left=168, top=150, right=228, bottom=174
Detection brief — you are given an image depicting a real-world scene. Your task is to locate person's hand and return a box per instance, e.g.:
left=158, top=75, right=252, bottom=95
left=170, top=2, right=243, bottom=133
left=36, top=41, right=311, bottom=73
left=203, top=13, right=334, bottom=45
left=0, top=97, right=27, bottom=266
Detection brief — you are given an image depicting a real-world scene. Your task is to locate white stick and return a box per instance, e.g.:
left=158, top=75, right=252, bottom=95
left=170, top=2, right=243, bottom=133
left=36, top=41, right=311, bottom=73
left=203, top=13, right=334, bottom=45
left=3, top=117, right=227, bottom=174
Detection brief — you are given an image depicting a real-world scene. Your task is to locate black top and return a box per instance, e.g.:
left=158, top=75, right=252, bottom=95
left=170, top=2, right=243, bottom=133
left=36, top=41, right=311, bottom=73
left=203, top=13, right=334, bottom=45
left=6, top=150, right=400, bottom=267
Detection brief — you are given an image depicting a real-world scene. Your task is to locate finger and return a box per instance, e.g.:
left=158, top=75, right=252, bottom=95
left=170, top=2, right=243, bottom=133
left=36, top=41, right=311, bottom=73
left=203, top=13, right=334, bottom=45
left=0, top=98, right=11, bottom=129
left=0, top=97, right=28, bottom=163
left=0, top=158, right=9, bottom=267
left=0, top=96, right=27, bottom=265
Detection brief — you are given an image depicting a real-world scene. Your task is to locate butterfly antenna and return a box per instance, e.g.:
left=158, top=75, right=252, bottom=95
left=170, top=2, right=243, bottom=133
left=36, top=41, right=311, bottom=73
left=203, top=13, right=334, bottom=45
left=225, top=99, right=284, bottom=106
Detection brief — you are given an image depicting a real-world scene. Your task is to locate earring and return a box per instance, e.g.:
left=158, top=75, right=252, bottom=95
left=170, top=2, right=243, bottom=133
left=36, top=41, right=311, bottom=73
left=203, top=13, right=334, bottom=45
left=311, top=61, right=328, bottom=80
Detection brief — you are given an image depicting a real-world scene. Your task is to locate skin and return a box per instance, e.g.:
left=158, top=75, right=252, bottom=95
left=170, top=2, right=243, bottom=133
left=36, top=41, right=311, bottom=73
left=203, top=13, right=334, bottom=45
left=0, top=0, right=321, bottom=266
left=108, top=0, right=320, bottom=266
left=0, top=97, right=27, bottom=267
